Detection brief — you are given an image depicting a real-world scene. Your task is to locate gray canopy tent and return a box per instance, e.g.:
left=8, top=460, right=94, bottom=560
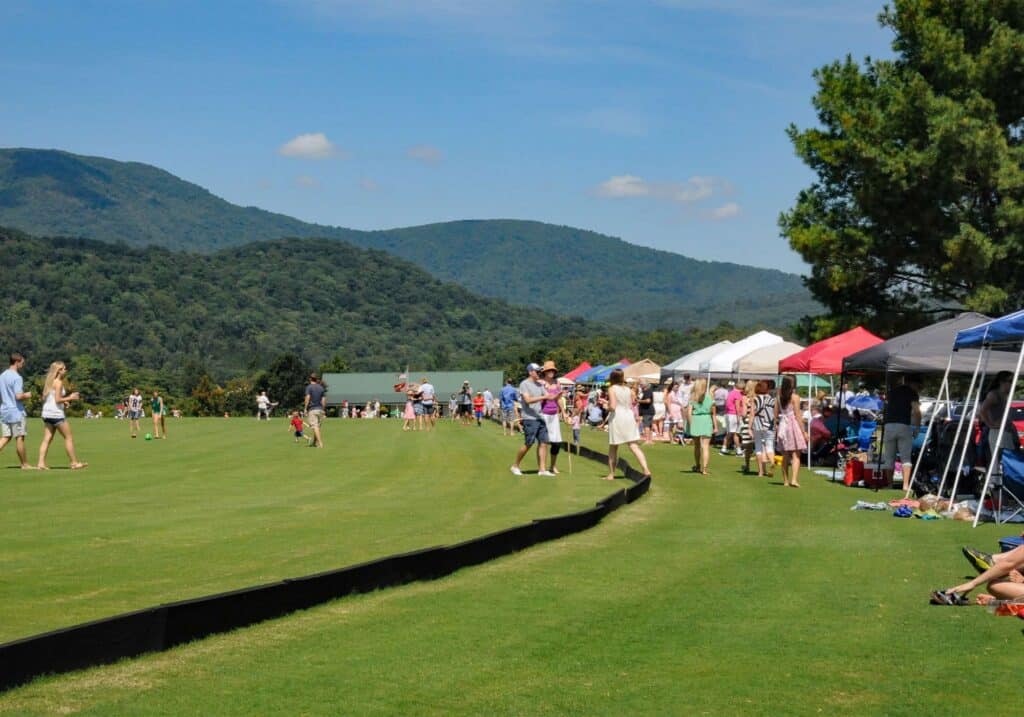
left=841, top=312, right=1020, bottom=496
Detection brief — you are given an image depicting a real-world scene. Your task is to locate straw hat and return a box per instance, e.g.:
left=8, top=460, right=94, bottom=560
left=541, top=360, right=557, bottom=373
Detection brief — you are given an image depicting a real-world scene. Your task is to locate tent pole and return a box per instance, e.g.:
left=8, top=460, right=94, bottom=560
left=973, top=341, right=1024, bottom=527
left=833, top=366, right=846, bottom=482
left=807, top=372, right=813, bottom=468
left=945, top=345, right=990, bottom=504
left=877, top=368, right=891, bottom=488
left=906, top=352, right=952, bottom=499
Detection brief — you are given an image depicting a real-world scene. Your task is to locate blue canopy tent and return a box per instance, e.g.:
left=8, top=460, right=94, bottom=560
left=590, top=362, right=629, bottom=385
left=942, top=309, right=1024, bottom=525
left=573, top=365, right=607, bottom=384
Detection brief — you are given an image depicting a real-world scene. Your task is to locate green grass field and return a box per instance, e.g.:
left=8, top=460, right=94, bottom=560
left=1, top=418, right=1020, bottom=715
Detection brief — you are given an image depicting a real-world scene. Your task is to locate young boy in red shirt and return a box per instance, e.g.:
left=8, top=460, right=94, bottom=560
left=472, top=392, right=486, bottom=426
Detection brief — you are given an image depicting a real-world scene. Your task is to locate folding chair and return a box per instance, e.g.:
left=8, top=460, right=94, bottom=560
left=984, top=449, right=1024, bottom=524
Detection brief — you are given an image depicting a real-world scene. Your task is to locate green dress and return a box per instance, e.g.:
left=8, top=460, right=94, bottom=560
left=689, top=394, right=714, bottom=437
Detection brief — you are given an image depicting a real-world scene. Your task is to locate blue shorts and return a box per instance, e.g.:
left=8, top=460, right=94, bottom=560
left=413, top=403, right=424, bottom=416
left=474, top=410, right=483, bottom=419
left=522, top=419, right=549, bottom=447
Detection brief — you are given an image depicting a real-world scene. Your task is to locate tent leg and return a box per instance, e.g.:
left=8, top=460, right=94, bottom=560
left=833, top=368, right=846, bottom=482
left=906, top=354, right=952, bottom=499
left=937, top=344, right=987, bottom=501
left=974, top=342, right=1024, bottom=527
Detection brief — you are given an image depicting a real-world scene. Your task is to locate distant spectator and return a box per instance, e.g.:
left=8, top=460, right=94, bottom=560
left=303, top=374, right=326, bottom=448
left=500, top=379, right=519, bottom=435
left=0, top=352, right=33, bottom=469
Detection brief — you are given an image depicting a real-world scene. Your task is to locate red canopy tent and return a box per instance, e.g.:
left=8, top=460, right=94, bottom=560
left=778, top=327, right=884, bottom=375
left=561, top=361, right=593, bottom=382
left=777, top=326, right=884, bottom=469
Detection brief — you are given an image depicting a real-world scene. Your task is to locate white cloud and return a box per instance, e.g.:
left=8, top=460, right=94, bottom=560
left=359, top=178, right=381, bottom=191
left=594, top=174, right=727, bottom=204
left=278, top=132, right=344, bottom=160
left=295, top=175, right=319, bottom=188
left=407, top=144, right=444, bottom=165
left=706, top=202, right=741, bottom=220
left=596, top=175, right=651, bottom=198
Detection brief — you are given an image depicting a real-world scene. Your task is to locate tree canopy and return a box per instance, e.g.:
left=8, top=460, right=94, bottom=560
left=781, top=0, right=1024, bottom=338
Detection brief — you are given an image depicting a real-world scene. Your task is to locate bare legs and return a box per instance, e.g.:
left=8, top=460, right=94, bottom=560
left=692, top=436, right=711, bottom=474
left=513, top=441, right=548, bottom=474
left=153, top=414, right=166, bottom=439
left=604, top=441, right=651, bottom=480
left=37, top=421, right=86, bottom=469
left=782, top=450, right=801, bottom=487
left=0, top=434, right=32, bottom=469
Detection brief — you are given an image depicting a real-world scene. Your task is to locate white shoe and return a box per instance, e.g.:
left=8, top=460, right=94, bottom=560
left=538, top=470, right=555, bottom=477
left=510, top=466, right=522, bottom=476
left=735, top=449, right=743, bottom=456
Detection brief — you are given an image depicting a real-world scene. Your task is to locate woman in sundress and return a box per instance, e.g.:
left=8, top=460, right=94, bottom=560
left=775, top=375, right=809, bottom=488
left=687, top=378, right=715, bottom=475
left=602, top=369, right=652, bottom=481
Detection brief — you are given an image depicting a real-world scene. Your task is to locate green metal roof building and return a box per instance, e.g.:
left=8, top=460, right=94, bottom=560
left=321, top=371, right=505, bottom=406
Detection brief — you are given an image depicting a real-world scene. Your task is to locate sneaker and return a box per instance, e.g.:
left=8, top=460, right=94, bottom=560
left=962, top=546, right=993, bottom=573
left=719, top=450, right=729, bottom=456
left=538, top=470, right=555, bottom=477
left=510, top=466, right=522, bottom=476
left=735, top=449, right=743, bottom=457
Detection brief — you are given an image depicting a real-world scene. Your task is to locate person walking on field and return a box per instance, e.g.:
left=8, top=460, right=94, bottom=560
left=0, top=352, right=34, bottom=470
left=602, top=369, right=651, bottom=480
left=749, top=381, right=776, bottom=477
left=499, top=378, right=519, bottom=435
left=151, top=390, right=168, bottom=439
left=722, top=381, right=745, bottom=456
left=418, top=377, right=436, bottom=431
left=36, top=361, right=87, bottom=470
left=127, top=387, right=143, bottom=438
left=304, top=374, right=327, bottom=448
left=775, top=375, right=809, bottom=488
left=687, top=378, right=716, bottom=475
left=510, top=363, right=553, bottom=476
left=539, top=361, right=568, bottom=474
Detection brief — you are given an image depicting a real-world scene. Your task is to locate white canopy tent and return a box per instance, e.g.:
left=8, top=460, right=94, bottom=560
left=701, top=331, right=784, bottom=378
left=734, top=341, right=805, bottom=378
left=664, top=341, right=733, bottom=375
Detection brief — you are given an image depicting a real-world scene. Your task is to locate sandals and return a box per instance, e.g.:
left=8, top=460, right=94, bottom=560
left=929, top=590, right=969, bottom=606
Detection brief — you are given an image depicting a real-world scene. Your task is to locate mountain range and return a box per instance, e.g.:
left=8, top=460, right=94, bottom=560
left=0, top=148, right=818, bottom=329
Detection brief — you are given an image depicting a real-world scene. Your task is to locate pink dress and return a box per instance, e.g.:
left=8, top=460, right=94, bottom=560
left=668, top=392, right=683, bottom=422
left=776, top=405, right=807, bottom=452
left=402, top=400, right=416, bottom=420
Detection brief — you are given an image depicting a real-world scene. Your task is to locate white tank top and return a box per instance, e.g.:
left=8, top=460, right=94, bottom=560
left=42, top=388, right=65, bottom=420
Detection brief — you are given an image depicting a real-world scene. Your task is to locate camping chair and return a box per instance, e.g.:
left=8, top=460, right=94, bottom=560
left=981, top=449, right=1024, bottom=524
left=856, top=420, right=877, bottom=453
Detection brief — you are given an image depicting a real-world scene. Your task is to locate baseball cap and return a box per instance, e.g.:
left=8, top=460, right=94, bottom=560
left=526, top=362, right=541, bottom=372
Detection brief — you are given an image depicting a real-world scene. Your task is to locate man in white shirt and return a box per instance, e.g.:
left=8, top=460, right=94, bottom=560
left=418, top=377, right=436, bottom=430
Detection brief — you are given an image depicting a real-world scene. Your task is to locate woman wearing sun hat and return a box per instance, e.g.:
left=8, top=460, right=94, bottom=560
left=539, top=360, right=568, bottom=474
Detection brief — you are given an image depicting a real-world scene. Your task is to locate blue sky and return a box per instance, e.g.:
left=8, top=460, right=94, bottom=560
left=1, top=0, right=892, bottom=272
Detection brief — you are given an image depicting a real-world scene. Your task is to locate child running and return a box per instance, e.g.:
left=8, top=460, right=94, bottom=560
left=289, top=412, right=312, bottom=445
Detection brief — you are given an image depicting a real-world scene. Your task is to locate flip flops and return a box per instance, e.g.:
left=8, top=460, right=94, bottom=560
left=929, top=590, right=969, bottom=606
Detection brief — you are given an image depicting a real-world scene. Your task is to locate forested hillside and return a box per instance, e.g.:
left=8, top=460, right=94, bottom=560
left=0, top=226, right=581, bottom=389
left=0, top=148, right=818, bottom=328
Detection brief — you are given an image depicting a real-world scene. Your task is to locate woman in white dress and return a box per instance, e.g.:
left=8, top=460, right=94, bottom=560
left=602, top=368, right=652, bottom=481
left=36, top=361, right=87, bottom=470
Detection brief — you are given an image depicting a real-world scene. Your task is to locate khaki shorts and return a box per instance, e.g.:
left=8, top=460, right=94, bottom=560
left=306, top=409, right=324, bottom=428
left=1, top=415, right=27, bottom=438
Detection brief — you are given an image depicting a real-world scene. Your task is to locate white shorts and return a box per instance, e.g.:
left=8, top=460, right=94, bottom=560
left=1, top=415, right=27, bottom=438
left=753, top=428, right=775, bottom=455
left=542, top=412, right=562, bottom=444
left=881, top=422, right=914, bottom=469
left=726, top=414, right=740, bottom=434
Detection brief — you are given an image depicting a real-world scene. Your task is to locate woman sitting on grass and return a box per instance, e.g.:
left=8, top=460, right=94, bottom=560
left=933, top=542, right=1024, bottom=606
left=37, top=361, right=87, bottom=470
